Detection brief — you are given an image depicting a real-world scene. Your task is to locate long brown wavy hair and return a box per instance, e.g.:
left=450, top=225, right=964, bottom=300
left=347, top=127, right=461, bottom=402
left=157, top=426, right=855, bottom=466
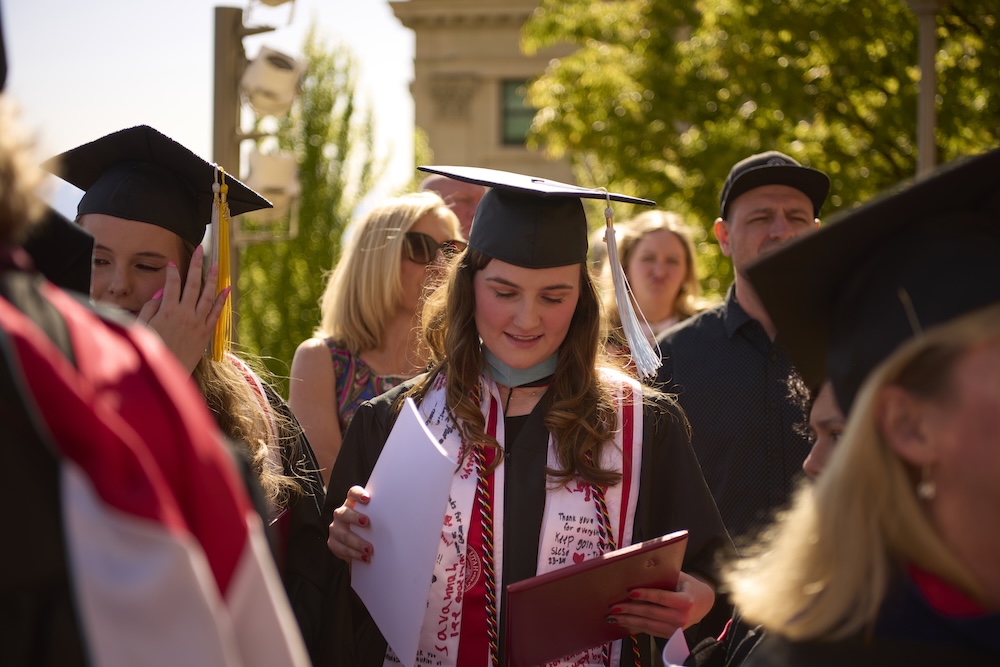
left=180, top=240, right=305, bottom=510
left=410, top=248, right=622, bottom=486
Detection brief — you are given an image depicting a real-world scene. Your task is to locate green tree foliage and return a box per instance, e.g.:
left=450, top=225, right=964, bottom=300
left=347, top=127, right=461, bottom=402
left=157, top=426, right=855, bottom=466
left=237, top=25, right=381, bottom=394
left=523, top=0, right=998, bottom=294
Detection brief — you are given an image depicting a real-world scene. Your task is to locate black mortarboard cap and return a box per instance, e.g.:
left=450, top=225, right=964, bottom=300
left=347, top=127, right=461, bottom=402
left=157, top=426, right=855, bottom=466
left=42, top=125, right=271, bottom=246
left=417, top=165, right=654, bottom=268
left=22, top=207, right=95, bottom=294
left=720, top=150, right=830, bottom=220
left=746, top=147, right=1000, bottom=414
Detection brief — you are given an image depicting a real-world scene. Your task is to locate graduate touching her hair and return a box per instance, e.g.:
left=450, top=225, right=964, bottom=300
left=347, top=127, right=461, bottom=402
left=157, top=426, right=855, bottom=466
left=43, top=126, right=325, bottom=617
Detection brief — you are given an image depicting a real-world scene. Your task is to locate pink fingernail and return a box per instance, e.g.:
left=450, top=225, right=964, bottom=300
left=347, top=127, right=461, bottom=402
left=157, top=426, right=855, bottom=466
left=167, top=261, right=176, bottom=268
left=152, top=289, right=163, bottom=300
left=221, top=286, right=232, bottom=298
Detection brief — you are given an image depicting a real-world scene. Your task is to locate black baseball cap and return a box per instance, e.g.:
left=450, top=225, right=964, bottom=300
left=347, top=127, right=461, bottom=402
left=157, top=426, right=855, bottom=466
left=417, top=165, right=654, bottom=269
left=746, top=147, right=1000, bottom=413
left=719, top=150, right=830, bottom=220
left=43, top=125, right=271, bottom=246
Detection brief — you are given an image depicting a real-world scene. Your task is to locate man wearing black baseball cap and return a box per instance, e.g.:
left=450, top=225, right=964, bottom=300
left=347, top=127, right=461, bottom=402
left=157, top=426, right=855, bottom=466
left=656, top=151, right=830, bottom=540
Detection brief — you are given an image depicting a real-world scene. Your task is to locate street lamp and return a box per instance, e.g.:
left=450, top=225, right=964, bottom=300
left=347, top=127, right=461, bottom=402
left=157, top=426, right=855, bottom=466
left=237, top=147, right=301, bottom=245
left=241, top=45, right=306, bottom=117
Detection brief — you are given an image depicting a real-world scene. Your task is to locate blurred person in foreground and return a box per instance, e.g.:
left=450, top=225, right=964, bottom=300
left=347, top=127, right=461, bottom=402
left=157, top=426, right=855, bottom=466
left=722, top=148, right=1000, bottom=666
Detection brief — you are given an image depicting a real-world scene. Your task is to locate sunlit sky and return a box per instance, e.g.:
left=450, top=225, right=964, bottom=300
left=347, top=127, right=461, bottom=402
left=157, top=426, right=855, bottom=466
left=5, top=0, right=415, bottom=217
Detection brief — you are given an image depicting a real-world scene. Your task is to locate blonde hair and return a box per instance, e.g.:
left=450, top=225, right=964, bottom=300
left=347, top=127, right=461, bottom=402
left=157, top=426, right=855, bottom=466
left=316, top=191, right=460, bottom=352
left=0, top=97, right=46, bottom=244
left=604, top=210, right=702, bottom=334
left=724, top=303, right=1000, bottom=641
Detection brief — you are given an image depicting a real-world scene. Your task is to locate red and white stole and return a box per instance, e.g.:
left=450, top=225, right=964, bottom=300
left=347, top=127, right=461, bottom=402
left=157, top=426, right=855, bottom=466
left=384, top=369, right=643, bottom=667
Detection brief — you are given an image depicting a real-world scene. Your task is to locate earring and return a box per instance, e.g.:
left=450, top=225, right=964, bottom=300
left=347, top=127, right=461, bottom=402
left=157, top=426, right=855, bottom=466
left=917, top=464, right=936, bottom=501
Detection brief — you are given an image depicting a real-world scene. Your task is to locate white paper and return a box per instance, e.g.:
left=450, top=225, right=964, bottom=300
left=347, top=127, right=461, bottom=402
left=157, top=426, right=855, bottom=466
left=351, top=397, right=456, bottom=667
left=662, top=627, right=691, bottom=666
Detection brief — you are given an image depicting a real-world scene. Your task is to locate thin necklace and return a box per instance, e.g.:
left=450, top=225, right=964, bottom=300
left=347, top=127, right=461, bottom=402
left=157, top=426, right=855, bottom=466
left=502, top=383, right=547, bottom=414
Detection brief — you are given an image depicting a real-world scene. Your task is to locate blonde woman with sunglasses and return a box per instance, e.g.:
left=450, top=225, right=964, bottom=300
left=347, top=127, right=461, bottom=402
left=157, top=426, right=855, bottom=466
left=290, top=192, right=464, bottom=485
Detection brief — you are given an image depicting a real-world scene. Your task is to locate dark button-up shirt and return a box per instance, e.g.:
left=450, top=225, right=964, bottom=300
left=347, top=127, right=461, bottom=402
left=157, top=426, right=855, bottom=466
left=655, top=285, right=810, bottom=542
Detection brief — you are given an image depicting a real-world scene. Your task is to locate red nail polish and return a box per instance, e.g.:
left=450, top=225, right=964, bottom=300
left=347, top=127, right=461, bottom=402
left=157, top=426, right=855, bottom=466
left=358, top=516, right=368, bottom=526
left=361, top=554, right=369, bottom=563
left=610, top=607, right=622, bottom=614
left=629, top=591, right=641, bottom=599
left=364, top=545, right=372, bottom=555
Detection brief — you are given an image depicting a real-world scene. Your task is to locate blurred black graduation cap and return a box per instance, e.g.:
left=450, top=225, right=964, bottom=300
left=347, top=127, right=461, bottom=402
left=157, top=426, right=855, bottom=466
left=746, top=147, right=1000, bottom=413
left=42, top=125, right=271, bottom=246
left=417, top=165, right=654, bottom=269
left=22, top=207, right=94, bottom=294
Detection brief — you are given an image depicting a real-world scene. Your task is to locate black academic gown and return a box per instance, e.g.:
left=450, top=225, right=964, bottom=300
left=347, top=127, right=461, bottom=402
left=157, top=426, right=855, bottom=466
left=305, top=375, right=731, bottom=667
left=1, top=266, right=89, bottom=667
left=731, top=571, right=1000, bottom=667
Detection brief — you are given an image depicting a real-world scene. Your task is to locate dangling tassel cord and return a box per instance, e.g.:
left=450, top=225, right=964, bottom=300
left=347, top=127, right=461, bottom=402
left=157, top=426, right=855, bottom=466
left=211, top=167, right=233, bottom=362
left=602, top=192, right=662, bottom=379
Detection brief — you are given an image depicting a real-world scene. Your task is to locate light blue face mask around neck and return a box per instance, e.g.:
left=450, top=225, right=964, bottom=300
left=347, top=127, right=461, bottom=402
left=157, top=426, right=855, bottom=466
left=482, top=347, right=558, bottom=388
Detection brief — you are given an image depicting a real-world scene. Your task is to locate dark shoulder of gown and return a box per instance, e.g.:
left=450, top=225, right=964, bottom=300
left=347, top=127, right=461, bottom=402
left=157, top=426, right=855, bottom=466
left=0, top=269, right=89, bottom=666
left=263, top=382, right=330, bottom=644
left=302, top=377, right=422, bottom=667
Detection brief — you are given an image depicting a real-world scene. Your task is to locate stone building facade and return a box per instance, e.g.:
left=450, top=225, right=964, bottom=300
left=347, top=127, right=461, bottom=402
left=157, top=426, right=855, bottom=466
left=390, top=0, right=574, bottom=182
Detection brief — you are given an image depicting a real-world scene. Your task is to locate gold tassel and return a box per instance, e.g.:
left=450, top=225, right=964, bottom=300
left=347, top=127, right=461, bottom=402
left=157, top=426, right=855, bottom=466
left=211, top=167, right=233, bottom=362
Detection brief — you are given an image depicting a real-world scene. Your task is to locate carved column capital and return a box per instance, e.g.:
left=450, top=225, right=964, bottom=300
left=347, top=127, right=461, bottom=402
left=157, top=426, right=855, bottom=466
left=429, top=73, right=481, bottom=120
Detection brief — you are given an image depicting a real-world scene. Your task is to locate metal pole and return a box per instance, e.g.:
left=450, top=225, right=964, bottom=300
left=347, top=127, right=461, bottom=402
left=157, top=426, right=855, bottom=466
left=907, top=0, right=941, bottom=178
left=213, top=6, right=245, bottom=339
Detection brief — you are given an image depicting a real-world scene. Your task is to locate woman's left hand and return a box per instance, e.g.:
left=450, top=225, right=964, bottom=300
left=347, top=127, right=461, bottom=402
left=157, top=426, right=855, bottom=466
left=137, top=245, right=228, bottom=374
left=605, top=571, right=715, bottom=639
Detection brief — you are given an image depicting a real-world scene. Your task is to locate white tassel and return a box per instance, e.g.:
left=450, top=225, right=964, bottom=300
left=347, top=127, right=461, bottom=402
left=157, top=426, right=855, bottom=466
left=604, top=203, right=662, bottom=379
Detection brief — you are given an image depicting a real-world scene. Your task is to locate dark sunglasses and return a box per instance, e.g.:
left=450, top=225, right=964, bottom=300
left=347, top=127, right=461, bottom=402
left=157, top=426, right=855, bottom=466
left=403, top=232, right=468, bottom=265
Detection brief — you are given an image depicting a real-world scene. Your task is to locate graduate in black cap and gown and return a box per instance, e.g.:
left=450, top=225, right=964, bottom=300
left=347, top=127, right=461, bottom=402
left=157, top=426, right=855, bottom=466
left=42, top=126, right=326, bottom=628
left=310, top=167, right=730, bottom=667
left=0, top=7, right=310, bottom=663
left=720, top=148, right=1000, bottom=666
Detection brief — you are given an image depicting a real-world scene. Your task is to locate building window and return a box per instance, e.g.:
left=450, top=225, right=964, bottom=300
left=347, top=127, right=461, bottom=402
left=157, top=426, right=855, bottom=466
left=501, top=80, right=534, bottom=146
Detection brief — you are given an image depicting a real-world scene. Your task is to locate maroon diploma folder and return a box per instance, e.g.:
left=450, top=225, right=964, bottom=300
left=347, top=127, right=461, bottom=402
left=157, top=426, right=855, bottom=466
left=504, top=530, right=688, bottom=667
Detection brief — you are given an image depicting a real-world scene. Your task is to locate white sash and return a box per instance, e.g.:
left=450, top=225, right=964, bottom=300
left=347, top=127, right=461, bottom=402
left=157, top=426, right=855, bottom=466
left=384, top=369, right=643, bottom=667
